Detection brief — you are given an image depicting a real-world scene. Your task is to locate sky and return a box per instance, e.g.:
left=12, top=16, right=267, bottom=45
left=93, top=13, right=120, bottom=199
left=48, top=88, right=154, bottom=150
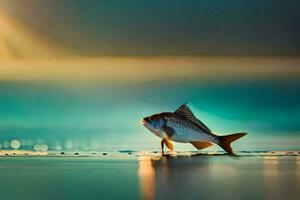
left=0, top=0, right=299, bottom=151
left=0, top=0, right=299, bottom=82
left=0, top=0, right=299, bottom=56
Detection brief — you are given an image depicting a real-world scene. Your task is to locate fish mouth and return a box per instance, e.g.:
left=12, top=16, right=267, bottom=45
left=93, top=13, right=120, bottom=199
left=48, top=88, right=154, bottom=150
left=140, top=119, right=148, bottom=126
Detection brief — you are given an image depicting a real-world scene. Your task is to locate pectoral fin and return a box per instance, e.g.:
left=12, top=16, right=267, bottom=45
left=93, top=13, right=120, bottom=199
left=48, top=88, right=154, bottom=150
left=190, top=141, right=213, bottom=150
left=162, top=125, right=175, bottom=139
left=161, top=139, right=174, bottom=155
left=163, top=139, right=174, bottom=151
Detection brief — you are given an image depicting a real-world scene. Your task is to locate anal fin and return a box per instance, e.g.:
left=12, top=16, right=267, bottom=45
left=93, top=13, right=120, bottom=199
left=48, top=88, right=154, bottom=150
left=190, top=141, right=213, bottom=150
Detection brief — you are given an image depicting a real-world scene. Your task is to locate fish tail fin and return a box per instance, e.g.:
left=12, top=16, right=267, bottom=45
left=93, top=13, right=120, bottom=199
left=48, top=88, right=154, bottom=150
left=218, top=132, right=247, bottom=155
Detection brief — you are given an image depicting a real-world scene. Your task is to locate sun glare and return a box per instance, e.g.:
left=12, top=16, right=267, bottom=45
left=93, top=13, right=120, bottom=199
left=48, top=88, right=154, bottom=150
left=0, top=10, right=72, bottom=60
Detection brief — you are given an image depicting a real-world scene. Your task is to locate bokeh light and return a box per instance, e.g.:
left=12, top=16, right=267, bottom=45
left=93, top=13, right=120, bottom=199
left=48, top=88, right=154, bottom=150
left=10, top=139, right=21, bottom=149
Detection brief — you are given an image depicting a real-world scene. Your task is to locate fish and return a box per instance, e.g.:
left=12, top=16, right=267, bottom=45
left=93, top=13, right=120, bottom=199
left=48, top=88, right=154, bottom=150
left=141, top=103, right=247, bottom=155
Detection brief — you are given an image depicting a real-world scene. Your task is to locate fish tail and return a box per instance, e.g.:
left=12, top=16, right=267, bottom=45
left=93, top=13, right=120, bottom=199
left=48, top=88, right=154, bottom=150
left=218, top=132, right=247, bottom=155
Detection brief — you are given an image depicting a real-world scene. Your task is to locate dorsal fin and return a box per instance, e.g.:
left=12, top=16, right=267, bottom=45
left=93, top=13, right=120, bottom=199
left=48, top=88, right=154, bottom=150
left=175, top=103, right=211, bottom=133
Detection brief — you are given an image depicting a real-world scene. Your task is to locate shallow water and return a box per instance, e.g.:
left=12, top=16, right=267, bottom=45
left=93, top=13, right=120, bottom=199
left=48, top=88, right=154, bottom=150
left=0, top=151, right=299, bottom=200
left=0, top=79, right=299, bottom=199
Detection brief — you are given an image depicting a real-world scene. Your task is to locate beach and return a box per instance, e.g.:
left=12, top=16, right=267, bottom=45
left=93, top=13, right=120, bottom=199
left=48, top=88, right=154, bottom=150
left=0, top=151, right=299, bottom=200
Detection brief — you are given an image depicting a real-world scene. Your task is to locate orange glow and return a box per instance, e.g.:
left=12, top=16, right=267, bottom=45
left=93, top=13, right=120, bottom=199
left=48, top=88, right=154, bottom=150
left=138, top=156, right=155, bottom=200
left=0, top=10, right=72, bottom=60
left=0, top=9, right=299, bottom=83
left=0, top=56, right=299, bottom=83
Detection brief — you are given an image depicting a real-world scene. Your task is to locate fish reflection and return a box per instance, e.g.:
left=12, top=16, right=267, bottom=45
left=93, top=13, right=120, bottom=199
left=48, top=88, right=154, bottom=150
left=138, top=155, right=237, bottom=200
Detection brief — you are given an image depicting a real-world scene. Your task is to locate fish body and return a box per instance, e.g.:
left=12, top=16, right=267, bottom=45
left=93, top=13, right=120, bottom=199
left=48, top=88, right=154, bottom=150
left=164, top=113, right=218, bottom=143
left=141, top=103, right=247, bottom=155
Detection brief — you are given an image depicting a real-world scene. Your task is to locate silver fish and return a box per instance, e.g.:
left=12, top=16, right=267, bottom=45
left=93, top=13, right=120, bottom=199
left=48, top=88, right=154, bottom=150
left=141, top=103, right=246, bottom=155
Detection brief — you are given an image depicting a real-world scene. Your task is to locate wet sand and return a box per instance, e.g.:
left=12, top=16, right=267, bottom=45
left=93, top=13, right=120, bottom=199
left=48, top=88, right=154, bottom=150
left=0, top=151, right=299, bottom=200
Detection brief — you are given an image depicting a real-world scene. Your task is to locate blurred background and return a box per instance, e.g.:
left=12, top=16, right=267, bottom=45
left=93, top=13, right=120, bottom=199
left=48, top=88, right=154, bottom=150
left=0, top=0, right=299, bottom=152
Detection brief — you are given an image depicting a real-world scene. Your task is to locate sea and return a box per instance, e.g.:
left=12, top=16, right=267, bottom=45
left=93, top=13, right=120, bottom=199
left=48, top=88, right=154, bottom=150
left=0, top=79, right=299, bottom=200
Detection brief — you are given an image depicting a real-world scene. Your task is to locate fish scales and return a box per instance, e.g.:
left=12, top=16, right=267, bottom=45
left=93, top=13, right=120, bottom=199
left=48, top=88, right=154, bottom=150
left=166, top=116, right=215, bottom=142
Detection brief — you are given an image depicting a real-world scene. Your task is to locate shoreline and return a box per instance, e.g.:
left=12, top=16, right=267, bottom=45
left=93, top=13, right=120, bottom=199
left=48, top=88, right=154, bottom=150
left=0, top=150, right=299, bottom=158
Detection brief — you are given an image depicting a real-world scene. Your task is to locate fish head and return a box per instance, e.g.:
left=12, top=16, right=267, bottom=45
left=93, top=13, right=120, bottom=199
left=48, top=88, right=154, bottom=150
left=141, top=113, right=166, bottom=137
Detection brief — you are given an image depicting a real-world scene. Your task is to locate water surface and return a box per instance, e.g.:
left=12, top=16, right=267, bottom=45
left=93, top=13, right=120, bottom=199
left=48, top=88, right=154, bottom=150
left=0, top=152, right=299, bottom=200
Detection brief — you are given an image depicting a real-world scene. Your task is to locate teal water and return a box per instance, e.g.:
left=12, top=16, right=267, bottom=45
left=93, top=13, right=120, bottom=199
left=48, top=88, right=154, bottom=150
left=0, top=153, right=299, bottom=200
left=0, top=79, right=299, bottom=151
left=0, top=157, right=139, bottom=200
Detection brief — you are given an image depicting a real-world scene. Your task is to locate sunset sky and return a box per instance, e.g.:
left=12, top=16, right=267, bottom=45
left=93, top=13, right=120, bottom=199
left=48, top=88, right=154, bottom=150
left=0, top=0, right=299, bottom=82
left=0, top=0, right=299, bottom=57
